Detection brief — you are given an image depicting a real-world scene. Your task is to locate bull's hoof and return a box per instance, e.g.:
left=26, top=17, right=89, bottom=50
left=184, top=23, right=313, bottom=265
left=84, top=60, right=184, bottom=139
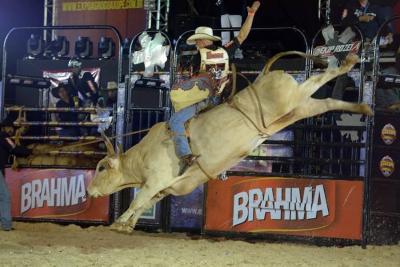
left=110, top=222, right=134, bottom=233
left=341, top=54, right=359, bottom=71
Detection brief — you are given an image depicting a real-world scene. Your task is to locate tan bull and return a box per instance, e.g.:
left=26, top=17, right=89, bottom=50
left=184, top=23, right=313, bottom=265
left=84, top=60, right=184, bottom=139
left=87, top=51, right=373, bottom=232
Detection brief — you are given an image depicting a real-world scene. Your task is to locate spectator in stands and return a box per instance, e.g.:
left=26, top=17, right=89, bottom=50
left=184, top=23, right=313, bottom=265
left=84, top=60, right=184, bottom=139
left=217, top=0, right=248, bottom=59
left=342, top=0, right=394, bottom=44
left=0, top=115, right=31, bottom=231
left=67, top=59, right=99, bottom=107
left=52, top=83, right=82, bottom=136
left=376, top=46, right=400, bottom=109
left=103, top=81, right=118, bottom=108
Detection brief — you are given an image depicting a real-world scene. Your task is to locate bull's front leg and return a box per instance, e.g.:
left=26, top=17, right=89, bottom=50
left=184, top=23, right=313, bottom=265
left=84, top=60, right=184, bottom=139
left=123, top=192, right=167, bottom=232
left=110, top=184, right=162, bottom=233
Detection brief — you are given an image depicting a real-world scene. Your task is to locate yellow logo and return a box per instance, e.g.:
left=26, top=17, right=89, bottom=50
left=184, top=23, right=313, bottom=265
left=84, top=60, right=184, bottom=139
left=63, top=0, right=143, bottom=11
left=379, top=155, right=395, bottom=177
left=381, top=123, right=396, bottom=145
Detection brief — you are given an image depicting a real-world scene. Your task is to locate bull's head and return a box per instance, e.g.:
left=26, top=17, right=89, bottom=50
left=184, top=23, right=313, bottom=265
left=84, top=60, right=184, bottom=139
left=87, top=133, right=130, bottom=197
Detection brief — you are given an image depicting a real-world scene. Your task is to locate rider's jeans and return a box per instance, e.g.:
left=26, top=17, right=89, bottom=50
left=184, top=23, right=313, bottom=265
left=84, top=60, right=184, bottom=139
left=169, top=96, right=220, bottom=158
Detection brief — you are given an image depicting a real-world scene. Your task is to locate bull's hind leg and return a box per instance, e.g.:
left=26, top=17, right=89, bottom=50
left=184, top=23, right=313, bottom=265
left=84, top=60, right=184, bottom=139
left=298, top=54, right=359, bottom=99
left=266, top=98, right=372, bottom=134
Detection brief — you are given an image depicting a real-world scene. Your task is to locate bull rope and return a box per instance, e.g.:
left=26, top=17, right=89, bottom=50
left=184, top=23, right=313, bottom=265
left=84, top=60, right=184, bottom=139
left=194, top=65, right=271, bottom=180
left=228, top=72, right=270, bottom=137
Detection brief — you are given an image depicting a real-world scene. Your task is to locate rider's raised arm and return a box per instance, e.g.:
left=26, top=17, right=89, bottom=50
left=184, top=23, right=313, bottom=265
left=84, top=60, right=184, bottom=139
left=236, top=1, right=260, bottom=45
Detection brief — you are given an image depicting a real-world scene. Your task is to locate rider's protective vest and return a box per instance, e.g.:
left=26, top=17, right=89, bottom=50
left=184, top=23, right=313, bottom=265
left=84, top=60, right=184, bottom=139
left=170, top=47, right=230, bottom=112
left=199, top=47, right=229, bottom=88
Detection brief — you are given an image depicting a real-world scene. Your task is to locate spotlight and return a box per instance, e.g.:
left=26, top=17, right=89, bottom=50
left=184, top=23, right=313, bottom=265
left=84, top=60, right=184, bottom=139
left=122, top=37, right=131, bottom=58
left=26, top=34, right=44, bottom=59
left=75, top=36, right=92, bottom=58
left=98, top=36, right=115, bottom=59
left=45, top=36, right=69, bottom=58
left=7, top=75, right=51, bottom=88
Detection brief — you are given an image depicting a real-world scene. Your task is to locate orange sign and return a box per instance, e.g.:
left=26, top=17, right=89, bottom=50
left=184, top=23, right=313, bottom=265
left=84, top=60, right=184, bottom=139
left=205, top=177, right=364, bottom=240
left=5, top=168, right=110, bottom=222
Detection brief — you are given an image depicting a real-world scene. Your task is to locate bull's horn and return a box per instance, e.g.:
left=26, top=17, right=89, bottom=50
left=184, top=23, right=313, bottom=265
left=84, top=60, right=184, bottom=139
left=262, top=51, right=326, bottom=75
left=101, top=132, right=115, bottom=156
left=116, top=142, right=123, bottom=155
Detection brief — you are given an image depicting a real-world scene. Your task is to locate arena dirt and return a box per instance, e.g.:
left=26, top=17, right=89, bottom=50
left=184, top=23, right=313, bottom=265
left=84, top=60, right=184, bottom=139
left=0, top=222, right=399, bottom=267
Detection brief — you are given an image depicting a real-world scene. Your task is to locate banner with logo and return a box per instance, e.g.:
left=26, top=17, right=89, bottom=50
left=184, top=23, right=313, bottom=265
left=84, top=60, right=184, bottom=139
left=62, top=0, right=144, bottom=11
left=5, top=168, right=110, bottom=222
left=169, top=185, right=204, bottom=230
left=130, top=188, right=162, bottom=227
left=205, top=176, right=364, bottom=240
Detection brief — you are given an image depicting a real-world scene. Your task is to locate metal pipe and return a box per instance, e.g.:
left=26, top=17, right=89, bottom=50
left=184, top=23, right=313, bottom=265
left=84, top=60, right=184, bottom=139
left=6, top=107, right=112, bottom=113
left=13, top=121, right=100, bottom=126
left=12, top=135, right=101, bottom=141
left=38, top=150, right=106, bottom=156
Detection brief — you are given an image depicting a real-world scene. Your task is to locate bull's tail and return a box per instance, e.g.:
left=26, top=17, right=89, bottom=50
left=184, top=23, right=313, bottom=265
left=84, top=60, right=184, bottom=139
left=262, top=51, right=326, bottom=75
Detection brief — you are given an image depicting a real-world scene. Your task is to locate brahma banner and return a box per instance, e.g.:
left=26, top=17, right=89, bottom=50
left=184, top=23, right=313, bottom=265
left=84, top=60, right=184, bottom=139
left=205, top=177, right=364, bottom=240
left=5, top=168, right=109, bottom=223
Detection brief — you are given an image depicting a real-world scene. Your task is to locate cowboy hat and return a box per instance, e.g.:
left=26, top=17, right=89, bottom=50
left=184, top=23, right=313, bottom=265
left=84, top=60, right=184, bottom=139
left=186, top=27, right=221, bottom=45
left=51, top=83, right=71, bottom=98
left=102, top=81, right=118, bottom=91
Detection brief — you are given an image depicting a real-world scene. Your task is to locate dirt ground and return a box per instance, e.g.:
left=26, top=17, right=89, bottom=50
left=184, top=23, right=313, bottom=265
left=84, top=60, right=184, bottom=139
left=0, top=222, right=399, bottom=267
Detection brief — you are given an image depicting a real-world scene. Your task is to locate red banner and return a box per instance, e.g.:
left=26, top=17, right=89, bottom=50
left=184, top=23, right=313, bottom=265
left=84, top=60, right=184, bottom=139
left=5, top=168, right=109, bottom=223
left=205, top=177, right=364, bottom=240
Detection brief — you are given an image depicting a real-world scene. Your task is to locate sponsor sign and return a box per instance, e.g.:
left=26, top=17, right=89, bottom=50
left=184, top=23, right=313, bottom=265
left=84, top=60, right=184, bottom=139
left=132, top=188, right=157, bottom=220
left=169, top=185, right=204, bottom=230
left=205, top=176, right=364, bottom=240
left=379, top=155, right=395, bottom=177
left=5, top=168, right=109, bottom=222
left=130, top=188, right=162, bottom=226
left=381, top=123, right=396, bottom=145
left=63, top=0, right=143, bottom=11
left=313, top=41, right=361, bottom=57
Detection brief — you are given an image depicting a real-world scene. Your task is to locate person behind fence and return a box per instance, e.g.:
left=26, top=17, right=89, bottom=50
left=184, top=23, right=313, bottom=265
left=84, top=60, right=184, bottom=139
left=52, top=83, right=82, bottom=137
left=103, top=81, right=118, bottom=108
left=376, top=46, right=400, bottom=109
left=67, top=59, right=100, bottom=107
left=342, top=0, right=394, bottom=45
left=217, top=0, right=248, bottom=59
left=169, top=1, right=260, bottom=175
left=0, top=116, right=31, bottom=231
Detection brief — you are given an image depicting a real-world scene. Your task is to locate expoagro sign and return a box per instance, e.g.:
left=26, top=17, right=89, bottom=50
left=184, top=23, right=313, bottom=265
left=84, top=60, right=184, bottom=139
left=205, top=177, right=364, bottom=240
left=5, top=168, right=110, bottom=223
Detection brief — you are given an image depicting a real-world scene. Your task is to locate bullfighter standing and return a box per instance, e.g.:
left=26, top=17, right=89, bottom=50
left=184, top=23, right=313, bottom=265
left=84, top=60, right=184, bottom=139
left=169, top=1, right=261, bottom=175
left=0, top=116, right=31, bottom=231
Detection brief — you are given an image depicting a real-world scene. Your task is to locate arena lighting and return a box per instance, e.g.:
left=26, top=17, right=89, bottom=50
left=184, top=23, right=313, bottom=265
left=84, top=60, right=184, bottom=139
left=7, top=75, right=51, bottom=88
left=75, top=36, right=93, bottom=59
left=121, top=37, right=131, bottom=58
left=98, top=36, right=115, bottom=59
left=44, top=36, right=69, bottom=58
left=26, top=34, right=44, bottom=59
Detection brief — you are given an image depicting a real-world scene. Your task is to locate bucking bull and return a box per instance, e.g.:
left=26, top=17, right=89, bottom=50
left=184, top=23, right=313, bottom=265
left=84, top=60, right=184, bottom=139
left=87, top=51, right=373, bottom=232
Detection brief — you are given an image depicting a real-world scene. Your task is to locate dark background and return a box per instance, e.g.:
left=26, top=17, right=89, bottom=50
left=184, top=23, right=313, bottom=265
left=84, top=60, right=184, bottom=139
left=1, top=0, right=400, bottom=78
